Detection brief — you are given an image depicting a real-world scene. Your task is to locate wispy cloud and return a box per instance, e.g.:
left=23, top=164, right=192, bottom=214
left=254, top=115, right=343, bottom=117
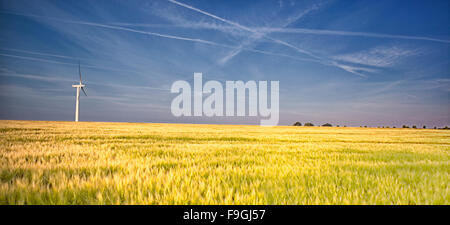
left=92, top=82, right=169, bottom=92
left=0, top=47, right=81, bottom=60
left=112, top=22, right=450, bottom=44
left=167, top=0, right=320, bottom=59
left=0, top=0, right=448, bottom=125
left=330, top=62, right=372, bottom=78
left=0, top=70, right=73, bottom=82
left=1, top=7, right=374, bottom=78
left=0, top=69, right=170, bottom=92
left=259, top=27, right=450, bottom=44
left=333, top=46, right=421, bottom=68
left=0, top=10, right=229, bottom=47
left=0, top=52, right=144, bottom=75
left=0, top=10, right=320, bottom=64
left=218, top=3, right=321, bottom=65
left=0, top=53, right=77, bottom=66
left=167, top=0, right=256, bottom=33
left=166, top=0, right=372, bottom=77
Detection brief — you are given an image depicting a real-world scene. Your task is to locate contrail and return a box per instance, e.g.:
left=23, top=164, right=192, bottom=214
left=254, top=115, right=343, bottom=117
left=219, top=4, right=320, bottom=65
left=91, top=82, right=169, bottom=91
left=0, top=70, right=169, bottom=92
left=0, top=53, right=142, bottom=74
left=0, top=10, right=315, bottom=63
left=0, top=48, right=81, bottom=60
left=167, top=0, right=320, bottom=59
left=167, top=0, right=449, bottom=44
left=0, top=53, right=76, bottom=66
left=1, top=9, right=370, bottom=77
left=0, top=71, right=73, bottom=82
left=109, top=22, right=450, bottom=44
left=167, top=0, right=370, bottom=77
left=65, top=21, right=318, bottom=61
left=0, top=10, right=230, bottom=48
left=167, top=0, right=255, bottom=33
left=330, top=62, right=369, bottom=78
left=259, top=27, right=450, bottom=44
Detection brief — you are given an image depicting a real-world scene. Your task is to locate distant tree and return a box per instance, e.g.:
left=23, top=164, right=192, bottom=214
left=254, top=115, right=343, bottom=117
left=402, top=125, right=409, bottom=128
left=423, top=125, right=426, bottom=129
left=364, top=126, right=367, bottom=128
left=293, top=122, right=302, bottom=126
left=412, top=125, right=417, bottom=129
left=434, top=127, right=437, bottom=129
left=444, top=126, right=449, bottom=130
left=393, top=126, right=396, bottom=128
left=304, top=122, right=314, bottom=127
left=336, top=125, right=340, bottom=127
left=344, top=125, right=347, bottom=127
left=386, top=126, right=390, bottom=128
left=322, top=123, right=332, bottom=127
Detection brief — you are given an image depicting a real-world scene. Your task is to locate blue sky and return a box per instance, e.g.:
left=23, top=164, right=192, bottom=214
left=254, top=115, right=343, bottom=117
left=0, top=0, right=449, bottom=127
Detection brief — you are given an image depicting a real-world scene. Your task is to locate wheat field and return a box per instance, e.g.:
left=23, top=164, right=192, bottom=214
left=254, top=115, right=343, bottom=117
left=0, top=120, right=449, bottom=204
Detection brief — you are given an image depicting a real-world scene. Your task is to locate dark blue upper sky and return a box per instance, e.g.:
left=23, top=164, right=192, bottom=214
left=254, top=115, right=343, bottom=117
left=0, top=0, right=449, bottom=127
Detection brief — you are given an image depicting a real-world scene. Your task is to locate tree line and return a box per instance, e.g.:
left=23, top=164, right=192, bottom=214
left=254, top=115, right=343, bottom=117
left=292, top=122, right=449, bottom=129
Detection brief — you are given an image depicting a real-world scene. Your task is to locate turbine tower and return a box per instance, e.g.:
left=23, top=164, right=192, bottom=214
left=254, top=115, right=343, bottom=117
left=72, top=62, right=87, bottom=122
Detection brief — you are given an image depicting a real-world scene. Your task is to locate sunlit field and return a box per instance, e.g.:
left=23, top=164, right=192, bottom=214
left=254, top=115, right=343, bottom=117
left=0, top=120, right=449, bottom=205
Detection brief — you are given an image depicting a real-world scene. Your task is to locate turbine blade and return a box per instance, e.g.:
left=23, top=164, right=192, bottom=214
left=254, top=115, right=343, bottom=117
left=81, top=87, right=87, bottom=96
left=78, top=61, right=82, bottom=84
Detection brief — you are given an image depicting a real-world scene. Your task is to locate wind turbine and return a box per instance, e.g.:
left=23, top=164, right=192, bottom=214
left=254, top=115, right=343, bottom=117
left=72, top=62, right=87, bottom=122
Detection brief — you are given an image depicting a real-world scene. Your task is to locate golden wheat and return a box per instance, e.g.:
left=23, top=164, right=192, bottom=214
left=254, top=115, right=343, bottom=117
left=0, top=120, right=449, bottom=204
